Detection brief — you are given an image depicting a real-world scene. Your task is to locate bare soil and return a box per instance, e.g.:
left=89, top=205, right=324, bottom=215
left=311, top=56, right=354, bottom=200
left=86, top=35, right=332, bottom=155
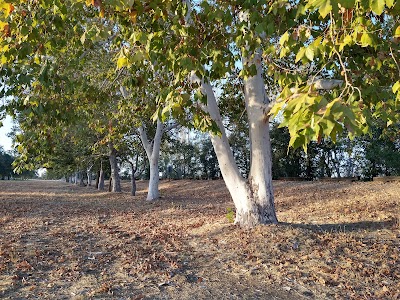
left=0, top=179, right=398, bottom=300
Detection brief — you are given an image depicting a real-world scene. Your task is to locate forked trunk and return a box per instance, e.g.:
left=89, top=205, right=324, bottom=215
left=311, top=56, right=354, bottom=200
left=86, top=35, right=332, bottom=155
left=200, top=52, right=278, bottom=228
left=109, top=143, right=122, bottom=192
left=138, top=120, right=163, bottom=200
left=120, top=86, right=164, bottom=200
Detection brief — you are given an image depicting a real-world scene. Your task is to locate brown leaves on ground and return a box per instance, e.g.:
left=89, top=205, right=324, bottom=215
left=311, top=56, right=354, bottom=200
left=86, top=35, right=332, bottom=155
left=0, top=179, right=399, bottom=299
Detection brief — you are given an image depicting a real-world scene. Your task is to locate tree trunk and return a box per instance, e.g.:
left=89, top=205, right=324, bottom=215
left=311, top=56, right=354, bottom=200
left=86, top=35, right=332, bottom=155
left=138, top=120, right=163, bottom=200
left=242, top=52, right=278, bottom=226
left=79, top=172, right=85, bottom=187
left=98, top=161, right=105, bottom=191
left=109, top=143, right=122, bottom=192
left=147, top=156, right=160, bottom=199
left=199, top=52, right=278, bottom=228
left=130, top=162, right=137, bottom=196
left=87, top=166, right=93, bottom=187
left=75, top=172, right=79, bottom=185
left=95, top=170, right=100, bottom=189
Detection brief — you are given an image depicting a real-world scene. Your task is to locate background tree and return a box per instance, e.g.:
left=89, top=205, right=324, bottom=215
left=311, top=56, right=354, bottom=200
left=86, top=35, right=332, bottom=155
left=0, top=146, right=13, bottom=179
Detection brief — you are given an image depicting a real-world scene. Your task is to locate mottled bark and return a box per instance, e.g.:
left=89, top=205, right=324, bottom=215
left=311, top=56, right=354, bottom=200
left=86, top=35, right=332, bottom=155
left=98, top=161, right=105, bottom=191
left=138, top=120, right=163, bottom=200
left=196, top=51, right=278, bottom=228
left=109, top=143, right=121, bottom=192
left=95, top=170, right=100, bottom=189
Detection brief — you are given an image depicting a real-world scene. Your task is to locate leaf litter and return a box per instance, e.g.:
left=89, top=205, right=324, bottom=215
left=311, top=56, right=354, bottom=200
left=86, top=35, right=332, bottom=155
left=0, top=179, right=398, bottom=299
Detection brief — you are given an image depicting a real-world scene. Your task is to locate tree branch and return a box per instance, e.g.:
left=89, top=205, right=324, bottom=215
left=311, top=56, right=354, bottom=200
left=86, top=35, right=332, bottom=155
left=309, top=78, right=344, bottom=90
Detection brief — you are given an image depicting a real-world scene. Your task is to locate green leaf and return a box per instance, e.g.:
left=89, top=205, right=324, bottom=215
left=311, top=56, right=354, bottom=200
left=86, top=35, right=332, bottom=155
left=394, top=26, right=400, bottom=38
left=340, top=0, right=356, bottom=8
left=385, top=0, right=395, bottom=7
left=325, top=119, right=336, bottom=136
left=319, top=0, right=332, bottom=18
left=117, top=56, right=128, bottom=69
left=279, top=31, right=289, bottom=46
left=80, top=32, right=86, bottom=45
left=305, top=47, right=314, bottom=61
left=370, top=0, right=385, bottom=15
left=393, top=81, right=400, bottom=93
left=360, top=33, right=375, bottom=47
left=295, top=47, right=306, bottom=62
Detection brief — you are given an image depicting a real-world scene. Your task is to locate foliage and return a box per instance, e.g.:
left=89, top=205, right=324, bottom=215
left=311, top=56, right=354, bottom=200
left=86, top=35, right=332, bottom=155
left=160, top=131, right=220, bottom=180
left=0, top=146, right=13, bottom=178
left=270, top=0, right=400, bottom=149
left=359, top=126, right=400, bottom=177
left=270, top=122, right=304, bottom=179
left=0, top=0, right=398, bottom=160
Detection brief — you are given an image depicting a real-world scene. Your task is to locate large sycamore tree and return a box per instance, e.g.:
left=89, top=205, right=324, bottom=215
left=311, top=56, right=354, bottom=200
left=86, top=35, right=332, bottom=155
left=1, top=0, right=399, bottom=228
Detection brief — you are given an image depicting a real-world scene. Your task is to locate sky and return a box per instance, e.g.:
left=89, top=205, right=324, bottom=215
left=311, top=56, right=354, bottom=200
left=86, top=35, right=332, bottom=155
left=0, top=115, right=13, bottom=152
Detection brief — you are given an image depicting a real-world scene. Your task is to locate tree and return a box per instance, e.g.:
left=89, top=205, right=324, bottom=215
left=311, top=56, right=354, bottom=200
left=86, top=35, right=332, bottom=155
left=0, top=146, right=13, bottom=179
left=198, top=136, right=220, bottom=179
left=360, top=127, right=400, bottom=178
left=1, top=0, right=399, bottom=227
left=270, top=122, right=304, bottom=179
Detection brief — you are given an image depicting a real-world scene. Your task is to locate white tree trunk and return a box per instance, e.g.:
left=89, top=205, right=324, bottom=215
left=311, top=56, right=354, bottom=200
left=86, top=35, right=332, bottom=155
left=109, top=143, right=122, bottom=192
left=98, top=161, right=105, bottom=191
left=138, top=120, right=163, bottom=200
left=87, top=165, right=93, bottom=187
left=242, top=52, right=278, bottom=226
left=199, top=52, right=278, bottom=228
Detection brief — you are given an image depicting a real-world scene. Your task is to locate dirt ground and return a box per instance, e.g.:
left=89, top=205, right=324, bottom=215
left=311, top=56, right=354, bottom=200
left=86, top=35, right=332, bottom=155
left=0, top=179, right=398, bottom=300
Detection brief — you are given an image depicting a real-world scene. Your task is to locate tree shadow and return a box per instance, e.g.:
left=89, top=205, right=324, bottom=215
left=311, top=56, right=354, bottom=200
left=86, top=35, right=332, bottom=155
left=279, top=219, right=397, bottom=233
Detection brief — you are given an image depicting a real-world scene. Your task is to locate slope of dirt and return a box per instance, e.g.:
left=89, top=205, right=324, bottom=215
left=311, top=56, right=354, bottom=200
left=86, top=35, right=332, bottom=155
left=0, top=179, right=398, bottom=300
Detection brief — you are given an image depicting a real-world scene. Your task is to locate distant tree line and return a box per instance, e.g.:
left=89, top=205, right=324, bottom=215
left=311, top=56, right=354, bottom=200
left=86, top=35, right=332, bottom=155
left=38, top=121, right=400, bottom=184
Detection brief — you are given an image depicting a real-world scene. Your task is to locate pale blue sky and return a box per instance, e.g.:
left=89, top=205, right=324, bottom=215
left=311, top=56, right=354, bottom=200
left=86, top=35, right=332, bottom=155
left=0, top=115, right=13, bottom=151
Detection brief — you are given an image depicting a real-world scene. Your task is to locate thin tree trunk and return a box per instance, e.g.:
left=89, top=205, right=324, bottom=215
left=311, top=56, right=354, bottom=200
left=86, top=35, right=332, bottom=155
left=75, top=172, right=79, bottom=185
left=87, top=165, right=93, bottom=187
left=95, top=170, right=100, bottom=189
left=98, top=161, right=105, bottom=191
left=79, top=171, right=85, bottom=186
left=108, top=177, right=112, bottom=192
left=109, top=142, right=122, bottom=192
left=130, top=162, right=137, bottom=196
